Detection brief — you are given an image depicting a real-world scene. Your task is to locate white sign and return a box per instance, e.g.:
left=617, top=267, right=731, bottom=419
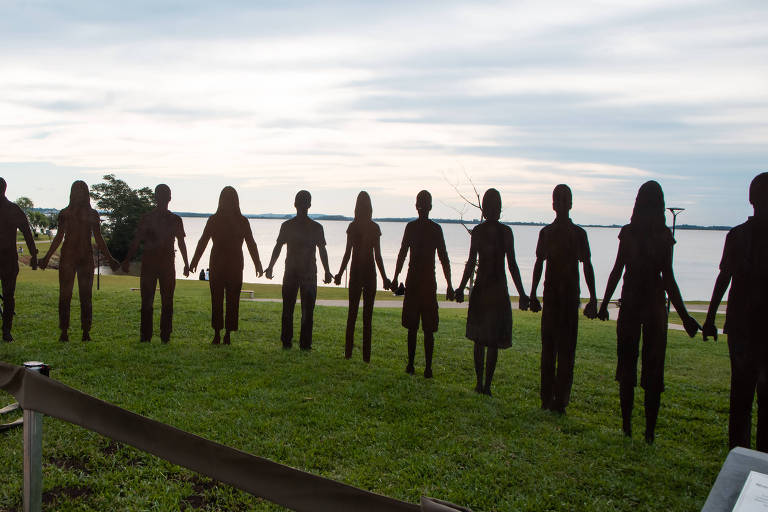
left=733, top=471, right=768, bottom=511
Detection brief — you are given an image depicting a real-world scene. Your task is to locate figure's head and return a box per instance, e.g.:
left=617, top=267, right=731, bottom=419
left=416, top=190, right=432, bottom=218
left=630, top=180, right=666, bottom=229
left=481, top=188, right=502, bottom=222
left=295, top=190, right=311, bottom=213
left=354, top=191, right=373, bottom=221
left=69, top=180, right=90, bottom=208
left=154, top=184, right=171, bottom=205
left=749, top=172, right=768, bottom=212
left=216, top=186, right=241, bottom=216
left=0, top=177, right=6, bottom=197
left=552, top=184, right=572, bottom=215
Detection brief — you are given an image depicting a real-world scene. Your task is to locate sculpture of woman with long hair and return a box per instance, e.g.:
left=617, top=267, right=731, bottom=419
left=190, top=186, right=262, bottom=345
left=597, top=180, right=700, bottom=443
left=39, top=180, right=119, bottom=341
left=333, top=191, right=390, bottom=361
left=455, top=188, right=529, bottom=396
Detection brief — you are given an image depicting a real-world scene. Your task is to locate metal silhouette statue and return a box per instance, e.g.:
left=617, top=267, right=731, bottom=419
left=0, top=177, right=38, bottom=342
left=39, top=180, right=119, bottom=341
left=334, top=191, right=391, bottom=362
left=455, top=188, right=529, bottom=395
left=391, top=190, right=454, bottom=378
left=122, top=184, right=190, bottom=343
left=597, top=180, right=700, bottom=443
left=189, top=186, right=262, bottom=345
left=528, top=185, right=598, bottom=413
left=703, top=172, right=768, bottom=451
left=264, top=190, right=333, bottom=350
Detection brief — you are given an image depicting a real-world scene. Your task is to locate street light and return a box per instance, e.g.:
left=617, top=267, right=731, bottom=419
left=667, top=207, right=685, bottom=313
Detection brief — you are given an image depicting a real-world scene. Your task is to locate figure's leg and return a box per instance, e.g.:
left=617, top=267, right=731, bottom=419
left=473, top=343, right=485, bottom=392
left=619, top=382, right=635, bottom=437
left=281, top=276, right=299, bottom=348
left=345, top=280, right=363, bottom=359
left=58, top=262, right=76, bottom=341
left=361, top=280, right=376, bottom=362
left=77, top=262, right=94, bottom=341
left=139, top=268, right=157, bottom=342
left=729, top=338, right=756, bottom=449
left=209, top=278, right=224, bottom=344
left=640, top=306, right=668, bottom=444
left=406, top=329, right=417, bottom=374
left=298, top=277, right=317, bottom=350
left=423, top=330, right=434, bottom=378
left=223, top=275, right=241, bottom=344
left=1, top=264, right=18, bottom=341
left=756, top=362, right=768, bottom=452
left=643, top=390, right=661, bottom=444
left=540, top=310, right=555, bottom=409
left=158, top=264, right=176, bottom=343
left=554, top=303, right=579, bottom=412
left=483, top=346, right=498, bottom=396
left=616, top=311, right=641, bottom=437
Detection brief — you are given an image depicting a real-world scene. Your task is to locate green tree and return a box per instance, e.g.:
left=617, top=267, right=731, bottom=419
left=90, top=174, right=155, bottom=261
left=27, top=211, right=49, bottom=233
left=14, top=197, right=33, bottom=213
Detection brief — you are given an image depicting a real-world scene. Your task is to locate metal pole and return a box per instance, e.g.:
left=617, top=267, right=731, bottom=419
left=22, top=361, right=48, bottom=512
left=96, top=249, right=100, bottom=291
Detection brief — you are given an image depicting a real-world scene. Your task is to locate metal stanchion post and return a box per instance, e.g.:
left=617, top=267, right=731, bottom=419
left=22, top=361, right=49, bottom=512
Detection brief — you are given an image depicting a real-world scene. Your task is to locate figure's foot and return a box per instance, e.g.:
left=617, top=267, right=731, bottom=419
left=282, top=342, right=292, bottom=350
left=474, top=382, right=484, bottom=394
left=59, top=331, right=69, bottom=342
left=211, top=332, right=220, bottom=345
left=482, top=385, right=492, bottom=397
left=140, top=337, right=150, bottom=343
left=424, top=367, right=433, bottom=379
left=82, top=331, right=91, bottom=342
left=2, top=331, right=13, bottom=342
left=300, top=345, right=312, bottom=351
left=644, top=430, right=655, bottom=444
left=363, top=356, right=370, bottom=364
left=160, top=333, right=170, bottom=344
left=223, top=332, right=231, bottom=345
left=622, top=424, right=632, bottom=438
left=405, top=363, right=415, bottom=375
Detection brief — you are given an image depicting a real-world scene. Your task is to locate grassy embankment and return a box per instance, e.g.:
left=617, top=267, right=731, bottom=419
left=0, top=267, right=733, bottom=511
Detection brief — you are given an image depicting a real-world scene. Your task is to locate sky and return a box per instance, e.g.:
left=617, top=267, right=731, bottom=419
left=0, top=0, right=766, bottom=226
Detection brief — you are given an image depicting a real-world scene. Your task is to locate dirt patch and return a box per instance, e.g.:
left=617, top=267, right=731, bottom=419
left=48, top=454, right=90, bottom=473
left=42, top=485, right=92, bottom=504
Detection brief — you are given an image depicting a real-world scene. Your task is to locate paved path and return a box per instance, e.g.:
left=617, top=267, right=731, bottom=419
left=244, top=298, right=724, bottom=332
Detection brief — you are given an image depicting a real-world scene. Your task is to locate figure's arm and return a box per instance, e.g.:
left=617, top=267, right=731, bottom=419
left=318, top=244, right=333, bottom=284
left=177, top=234, right=190, bottom=277
left=17, top=210, right=38, bottom=270
left=39, top=218, right=64, bottom=270
left=264, top=242, right=283, bottom=280
left=334, top=235, right=352, bottom=285
left=505, top=238, right=528, bottom=310
left=373, top=238, right=390, bottom=290
left=92, top=215, right=119, bottom=270
left=582, top=258, right=598, bottom=318
left=455, top=239, right=477, bottom=303
left=437, top=233, right=454, bottom=301
left=528, top=257, right=544, bottom=313
left=598, top=245, right=624, bottom=320
left=703, top=271, right=730, bottom=341
left=189, top=222, right=212, bottom=273
left=391, top=230, right=409, bottom=291
left=663, top=253, right=700, bottom=338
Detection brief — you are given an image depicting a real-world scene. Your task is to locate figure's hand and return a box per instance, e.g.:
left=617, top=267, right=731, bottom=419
left=334, top=273, right=342, bottom=286
left=189, top=263, right=197, bottom=273
left=323, top=271, right=333, bottom=284
left=121, top=260, right=131, bottom=273
left=529, top=297, right=541, bottom=313
left=597, top=303, right=609, bottom=321
left=265, top=267, right=273, bottom=280
left=254, top=262, right=263, bottom=278
left=683, top=314, right=701, bottom=338
left=390, top=277, right=398, bottom=292
left=446, top=286, right=454, bottom=302
left=183, top=264, right=190, bottom=278
left=30, top=255, right=38, bottom=270
left=702, top=320, right=718, bottom=341
left=39, top=256, right=48, bottom=270
left=583, top=298, right=598, bottom=319
left=382, top=277, right=391, bottom=291
left=518, top=294, right=530, bottom=311
left=455, top=289, right=464, bottom=303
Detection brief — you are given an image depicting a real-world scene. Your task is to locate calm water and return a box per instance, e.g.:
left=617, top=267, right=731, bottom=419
left=167, top=217, right=727, bottom=301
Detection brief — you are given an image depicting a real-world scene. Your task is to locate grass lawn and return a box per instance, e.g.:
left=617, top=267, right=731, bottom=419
left=0, top=267, right=734, bottom=511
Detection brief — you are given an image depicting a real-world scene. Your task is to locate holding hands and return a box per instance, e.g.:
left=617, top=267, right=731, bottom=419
left=583, top=298, right=598, bottom=319
left=529, top=296, right=541, bottom=313
left=702, top=320, right=718, bottom=341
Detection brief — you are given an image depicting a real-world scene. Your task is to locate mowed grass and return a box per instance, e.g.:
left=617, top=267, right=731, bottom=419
left=0, top=267, right=733, bottom=511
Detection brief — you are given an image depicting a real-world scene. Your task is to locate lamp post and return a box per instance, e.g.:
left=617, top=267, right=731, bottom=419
left=667, top=207, right=684, bottom=313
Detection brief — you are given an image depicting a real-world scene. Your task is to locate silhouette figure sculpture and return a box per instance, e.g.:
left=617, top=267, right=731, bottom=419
left=391, top=190, right=454, bottom=378
left=121, top=184, right=190, bottom=343
left=703, top=172, right=768, bottom=451
left=189, top=187, right=262, bottom=345
left=39, top=180, right=119, bottom=342
left=455, top=189, right=529, bottom=395
left=528, top=185, right=598, bottom=413
left=0, top=178, right=38, bottom=342
left=334, top=192, right=391, bottom=362
left=265, top=190, right=333, bottom=350
left=597, top=180, right=700, bottom=443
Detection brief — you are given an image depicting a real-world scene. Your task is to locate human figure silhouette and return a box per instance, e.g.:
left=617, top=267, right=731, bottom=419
left=121, top=184, right=190, bottom=343
left=199, top=269, right=205, bottom=281
left=703, top=172, right=768, bottom=451
left=333, top=191, right=391, bottom=362
left=0, top=178, right=38, bottom=342
left=189, top=186, right=262, bottom=345
left=265, top=191, right=333, bottom=350
left=391, top=190, right=454, bottom=378
left=455, top=189, right=529, bottom=395
left=528, top=185, right=598, bottom=413
left=597, top=180, right=700, bottom=443
left=39, top=180, right=119, bottom=342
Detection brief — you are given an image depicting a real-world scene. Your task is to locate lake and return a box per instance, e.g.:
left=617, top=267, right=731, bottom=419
left=163, top=217, right=727, bottom=301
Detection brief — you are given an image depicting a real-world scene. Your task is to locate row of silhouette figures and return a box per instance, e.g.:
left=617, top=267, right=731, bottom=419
left=2, top=174, right=767, bottom=449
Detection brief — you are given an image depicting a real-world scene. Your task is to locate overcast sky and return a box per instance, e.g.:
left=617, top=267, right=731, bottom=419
left=1, top=0, right=766, bottom=225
